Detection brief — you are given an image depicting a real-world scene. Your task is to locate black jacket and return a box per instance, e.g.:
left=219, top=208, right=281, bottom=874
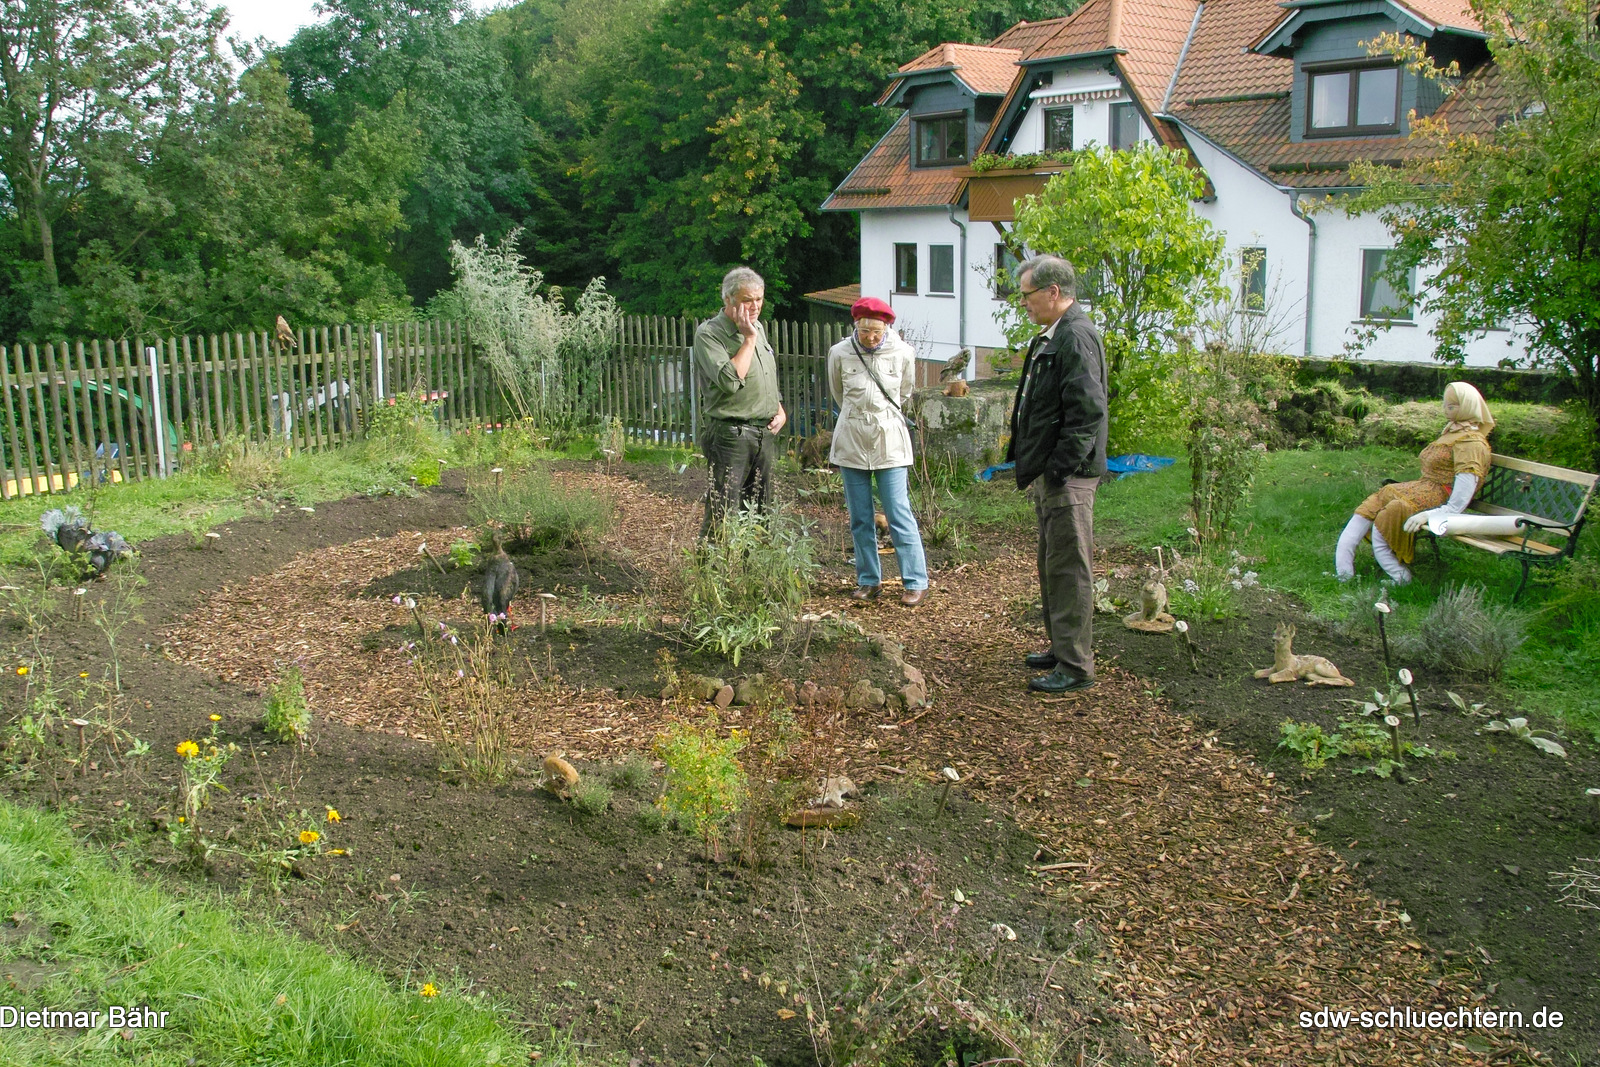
left=1005, top=302, right=1109, bottom=490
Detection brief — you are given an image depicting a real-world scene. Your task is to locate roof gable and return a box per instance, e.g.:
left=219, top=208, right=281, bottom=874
left=1254, top=0, right=1483, bottom=55
left=879, top=42, right=1022, bottom=106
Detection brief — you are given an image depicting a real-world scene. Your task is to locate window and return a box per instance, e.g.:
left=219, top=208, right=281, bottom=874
left=1044, top=106, right=1074, bottom=151
left=1110, top=102, right=1141, bottom=150
left=1360, top=249, right=1414, bottom=320
left=914, top=114, right=967, bottom=166
left=929, top=245, right=955, bottom=294
left=1240, top=247, right=1267, bottom=314
left=894, top=243, right=918, bottom=294
left=993, top=244, right=1020, bottom=298
left=1308, top=64, right=1400, bottom=135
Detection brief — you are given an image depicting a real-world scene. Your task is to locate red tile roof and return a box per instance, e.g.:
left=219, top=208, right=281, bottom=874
left=822, top=114, right=966, bottom=211
left=1167, top=0, right=1291, bottom=107
left=802, top=283, right=862, bottom=308
left=895, top=43, right=1022, bottom=96
left=992, top=17, right=1080, bottom=53
left=1390, top=0, right=1482, bottom=32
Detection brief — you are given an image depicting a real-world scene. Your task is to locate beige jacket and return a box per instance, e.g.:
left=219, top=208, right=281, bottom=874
left=827, top=331, right=916, bottom=470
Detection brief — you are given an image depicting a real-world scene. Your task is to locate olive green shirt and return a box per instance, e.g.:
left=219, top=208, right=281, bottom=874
left=693, top=312, right=781, bottom=423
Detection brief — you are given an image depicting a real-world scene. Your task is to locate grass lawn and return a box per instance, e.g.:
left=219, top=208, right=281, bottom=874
left=0, top=801, right=541, bottom=1067
left=1092, top=446, right=1600, bottom=738
left=0, top=435, right=692, bottom=568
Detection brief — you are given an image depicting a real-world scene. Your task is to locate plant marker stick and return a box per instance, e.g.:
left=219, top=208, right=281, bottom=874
left=1398, top=668, right=1420, bottom=726
left=1384, top=714, right=1402, bottom=763
left=1375, top=600, right=1392, bottom=674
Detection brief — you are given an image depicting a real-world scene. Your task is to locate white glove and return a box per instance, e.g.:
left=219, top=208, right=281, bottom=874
left=1404, top=510, right=1438, bottom=533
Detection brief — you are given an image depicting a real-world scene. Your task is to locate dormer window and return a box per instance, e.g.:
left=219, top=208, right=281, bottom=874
left=1307, top=62, right=1400, bottom=136
left=914, top=113, right=967, bottom=166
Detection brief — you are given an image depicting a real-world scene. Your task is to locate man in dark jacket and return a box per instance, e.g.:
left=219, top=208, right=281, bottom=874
left=1005, top=255, right=1109, bottom=693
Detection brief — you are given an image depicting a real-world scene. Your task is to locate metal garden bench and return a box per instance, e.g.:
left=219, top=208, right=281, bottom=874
left=1421, top=453, right=1597, bottom=601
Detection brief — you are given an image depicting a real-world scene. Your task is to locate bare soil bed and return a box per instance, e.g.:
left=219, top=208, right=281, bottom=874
left=2, top=462, right=1590, bottom=1066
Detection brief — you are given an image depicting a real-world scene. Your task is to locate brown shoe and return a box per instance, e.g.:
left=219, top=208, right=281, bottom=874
left=900, top=588, right=928, bottom=607
left=849, top=585, right=881, bottom=601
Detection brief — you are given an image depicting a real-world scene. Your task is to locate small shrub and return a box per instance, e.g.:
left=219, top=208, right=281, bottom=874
left=262, top=665, right=311, bottom=743
left=189, top=435, right=286, bottom=492
left=609, top=753, right=653, bottom=791
left=570, top=777, right=614, bottom=815
left=448, top=539, right=479, bottom=568
left=816, top=849, right=1082, bottom=1066
left=1186, top=356, right=1272, bottom=545
left=1392, top=584, right=1526, bottom=678
left=467, top=467, right=613, bottom=549
left=683, top=506, right=815, bottom=665
left=412, top=620, right=519, bottom=784
left=654, top=718, right=746, bottom=861
left=598, top=416, right=626, bottom=468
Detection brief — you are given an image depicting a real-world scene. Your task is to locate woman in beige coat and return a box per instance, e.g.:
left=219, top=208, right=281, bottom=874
left=829, top=297, right=928, bottom=606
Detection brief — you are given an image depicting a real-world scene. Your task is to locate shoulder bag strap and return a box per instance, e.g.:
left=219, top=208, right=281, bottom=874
left=851, top=338, right=905, bottom=416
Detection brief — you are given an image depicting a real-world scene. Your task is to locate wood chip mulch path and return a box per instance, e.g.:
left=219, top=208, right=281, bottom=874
left=162, top=472, right=1541, bottom=1067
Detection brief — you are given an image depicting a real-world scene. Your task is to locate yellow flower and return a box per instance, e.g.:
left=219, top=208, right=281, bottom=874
left=16, top=666, right=27, bottom=676
left=327, top=848, right=348, bottom=856
left=325, top=808, right=341, bottom=823
left=419, top=983, right=439, bottom=998
left=79, top=671, right=88, bottom=678
left=209, top=714, right=221, bottom=722
left=176, top=740, right=200, bottom=759
left=299, top=830, right=320, bottom=845
left=177, top=816, right=186, bottom=824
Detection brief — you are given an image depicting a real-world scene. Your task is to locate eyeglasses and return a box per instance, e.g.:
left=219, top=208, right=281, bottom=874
left=1018, top=285, right=1053, bottom=298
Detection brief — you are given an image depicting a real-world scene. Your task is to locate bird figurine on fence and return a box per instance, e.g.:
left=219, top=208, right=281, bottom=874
left=941, top=349, right=971, bottom=396
left=41, top=507, right=133, bottom=576
left=480, top=533, right=519, bottom=633
left=275, top=315, right=297, bottom=351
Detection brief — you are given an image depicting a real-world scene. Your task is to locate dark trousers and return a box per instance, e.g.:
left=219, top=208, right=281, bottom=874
left=1035, top=476, right=1098, bottom=681
left=701, top=420, right=776, bottom=537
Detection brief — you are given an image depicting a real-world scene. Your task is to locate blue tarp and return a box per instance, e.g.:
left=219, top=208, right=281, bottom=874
left=1107, top=453, right=1176, bottom=479
left=978, top=454, right=1175, bottom=482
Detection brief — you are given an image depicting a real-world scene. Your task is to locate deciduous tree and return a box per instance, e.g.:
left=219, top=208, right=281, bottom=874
left=1012, top=144, right=1225, bottom=448
left=1347, top=0, right=1600, bottom=468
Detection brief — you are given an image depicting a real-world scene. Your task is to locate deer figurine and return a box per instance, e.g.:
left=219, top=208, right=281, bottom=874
left=1254, top=622, right=1355, bottom=686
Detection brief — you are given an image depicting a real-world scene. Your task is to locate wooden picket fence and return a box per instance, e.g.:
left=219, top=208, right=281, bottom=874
left=599, top=316, right=847, bottom=446
left=0, top=315, right=851, bottom=500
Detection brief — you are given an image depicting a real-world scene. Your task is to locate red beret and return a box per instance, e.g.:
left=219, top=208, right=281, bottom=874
left=850, top=297, right=896, bottom=324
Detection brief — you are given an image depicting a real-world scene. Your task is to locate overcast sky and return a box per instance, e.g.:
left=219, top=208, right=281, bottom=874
left=221, top=0, right=502, bottom=48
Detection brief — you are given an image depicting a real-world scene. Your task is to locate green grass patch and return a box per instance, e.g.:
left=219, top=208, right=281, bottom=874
left=0, top=800, right=532, bottom=1067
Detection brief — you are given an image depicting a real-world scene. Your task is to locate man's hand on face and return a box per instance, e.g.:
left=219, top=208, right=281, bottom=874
left=767, top=405, right=787, bottom=434
left=732, top=300, right=761, bottom=337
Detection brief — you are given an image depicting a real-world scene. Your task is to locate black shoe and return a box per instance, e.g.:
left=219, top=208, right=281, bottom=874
left=1024, top=651, right=1057, bottom=670
left=1027, top=668, right=1095, bottom=694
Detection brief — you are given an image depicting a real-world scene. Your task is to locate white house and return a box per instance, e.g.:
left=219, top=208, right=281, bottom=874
left=813, top=0, right=1528, bottom=374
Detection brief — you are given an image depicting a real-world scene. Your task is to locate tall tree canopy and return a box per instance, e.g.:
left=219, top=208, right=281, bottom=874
left=1347, top=0, right=1600, bottom=466
left=0, top=0, right=1062, bottom=338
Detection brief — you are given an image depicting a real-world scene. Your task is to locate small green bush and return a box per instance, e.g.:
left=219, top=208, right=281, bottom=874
left=682, top=507, right=815, bottom=665
left=609, top=753, right=653, bottom=791
left=467, top=467, right=614, bottom=548
left=654, top=718, right=746, bottom=861
left=570, top=777, right=613, bottom=816
left=262, top=665, right=311, bottom=743
left=1392, top=583, right=1526, bottom=679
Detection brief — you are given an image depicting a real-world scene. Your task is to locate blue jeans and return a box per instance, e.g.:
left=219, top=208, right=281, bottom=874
left=841, top=466, right=928, bottom=590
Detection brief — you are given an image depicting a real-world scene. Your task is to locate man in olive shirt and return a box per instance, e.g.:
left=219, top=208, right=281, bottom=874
left=693, top=266, right=787, bottom=537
